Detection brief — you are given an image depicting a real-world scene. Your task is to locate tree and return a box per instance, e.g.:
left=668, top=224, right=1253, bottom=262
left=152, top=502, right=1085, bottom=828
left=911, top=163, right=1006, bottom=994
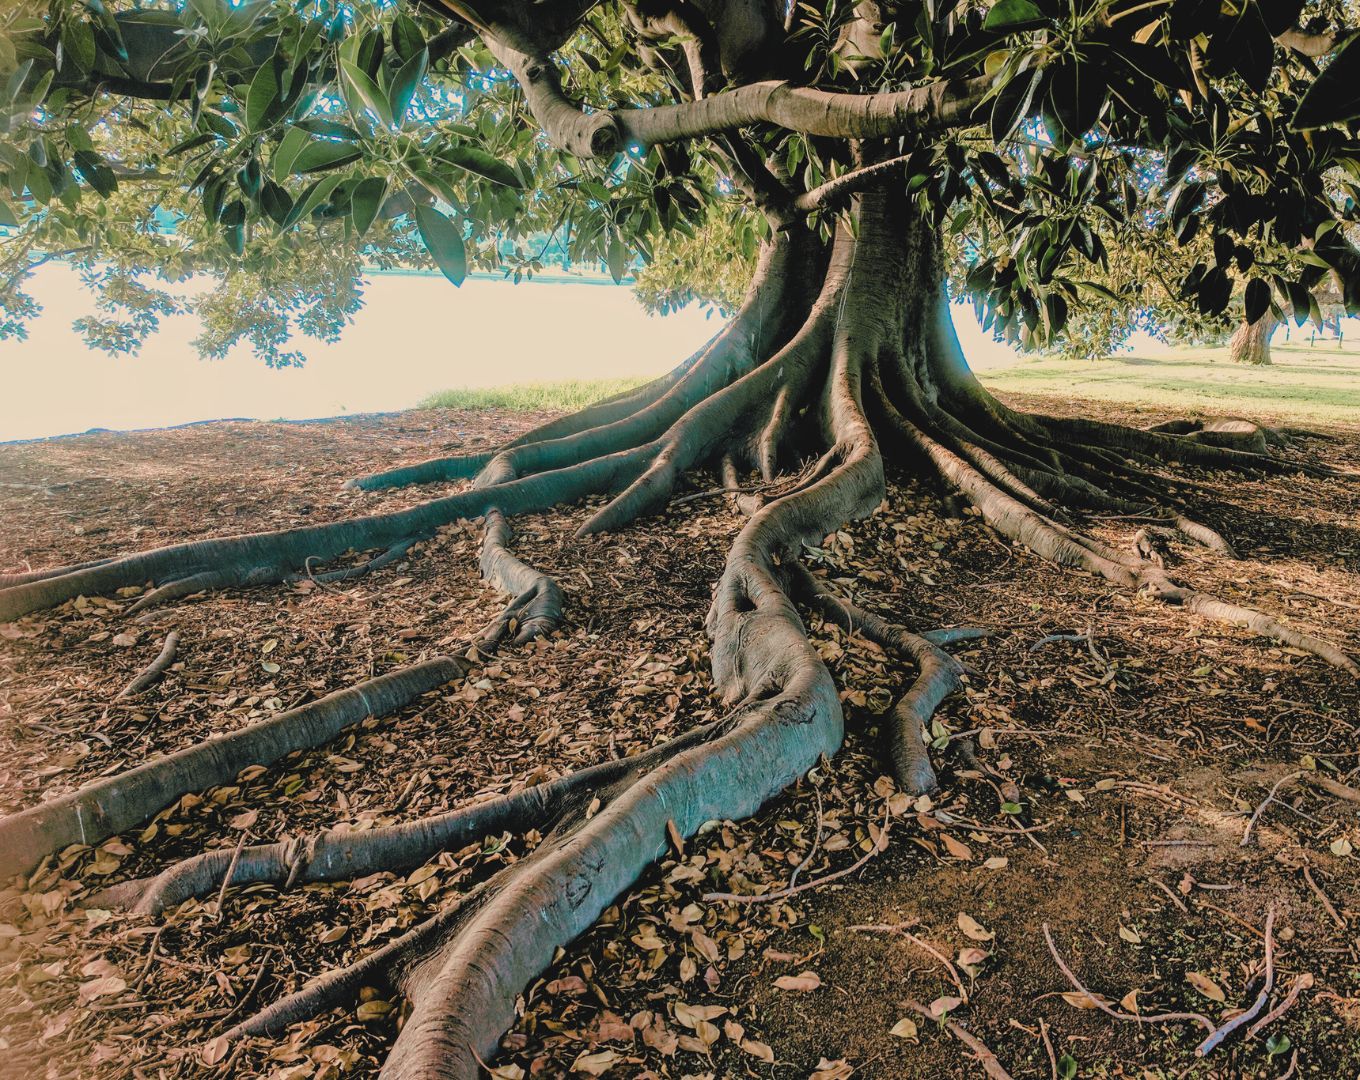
left=2, top=0, right=1360, bottom=1074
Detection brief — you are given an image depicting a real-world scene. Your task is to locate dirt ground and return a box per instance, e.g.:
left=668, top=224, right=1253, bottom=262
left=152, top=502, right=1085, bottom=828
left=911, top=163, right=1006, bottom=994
left=1, top=393, right=1358, bottom=1080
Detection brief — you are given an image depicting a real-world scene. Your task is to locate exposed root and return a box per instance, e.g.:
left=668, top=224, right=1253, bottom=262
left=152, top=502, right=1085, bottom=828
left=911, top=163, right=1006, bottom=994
left=0, top=556, right=115, bottom=588
left=288, top=539, right=415, bottom=586
left=1, top=190, right=1353, bottom=1079
left=902, top=998, right=1015, bottom=1080
left=0, top=656, right=467, bottom=880
left=125, top=570, right=233, bottom=615
left=474, top=510, right=563, bottom=649
left=787, top=562, right=984, bottom=793
left=113, top=630, right=179, bottom=700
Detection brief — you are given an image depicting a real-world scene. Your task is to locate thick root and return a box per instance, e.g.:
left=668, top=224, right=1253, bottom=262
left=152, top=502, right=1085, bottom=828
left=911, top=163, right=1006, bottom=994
left=0, top=657, right=466, bottom=880
left=788, top=563, right=984, bottom=793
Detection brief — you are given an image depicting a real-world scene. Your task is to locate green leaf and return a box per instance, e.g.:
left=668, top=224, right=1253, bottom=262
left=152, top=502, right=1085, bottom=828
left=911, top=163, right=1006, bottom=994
left=606, top=237, right=629, bottom=283
left=282, top=173, right=344, bottom=229
left=413, top=203, right=466, bottom=285
left=339, top=57, right=393, bottom=128
left=1244, top=277, right=1271, bottom=325
left=260, top=181, right=293, bottom=225
left=272, top=126, right=312, bottom=182
left=290, top=139, right=362, bottom=174
left=991, top=68, right=1042, bottom=145
left=244, top=59, right=280, bottom=132
left=1057, top=1054, right=1078, bottom=1080
left=72, top=149, right=116, bottom=196
left=390, top=13, right=425, bottom=61
left=436, top=144, right=522, bottom=189
left=389, top=47, right=427, bottom=125
left=61, top=20, right=97, bottom=75
left=983, top=0, right=1048, bottom=33
left=1292, top=35, right=1360, bottom=129
left=0, top=199, right=17, bottom=227
left=296, top=117, right=362, bottom=139
left=351, top=176, right=387, bottom=237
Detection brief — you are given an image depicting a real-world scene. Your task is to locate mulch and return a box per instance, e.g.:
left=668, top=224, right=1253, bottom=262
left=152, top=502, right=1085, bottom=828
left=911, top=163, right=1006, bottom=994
left=0, top=395, right=1357, bottom=1080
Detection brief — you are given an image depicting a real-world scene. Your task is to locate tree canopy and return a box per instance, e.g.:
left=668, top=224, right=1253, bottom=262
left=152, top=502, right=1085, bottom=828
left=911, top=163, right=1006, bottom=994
left=1, top=0, right=1358, bottom=364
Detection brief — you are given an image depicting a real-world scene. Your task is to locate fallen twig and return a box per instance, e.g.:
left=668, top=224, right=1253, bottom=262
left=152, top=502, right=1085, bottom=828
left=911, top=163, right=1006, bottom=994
left=1249, top=972, right=1314, bottom=1039
left=1303, top=772, right=1360, bottom=804
left=1242, top=772, right=1304, bottom=847
left=1149, top=878, right=1189, bottom=913
left=1196, top=905, right=1275, bottom=1055
left=704, top=803, right=890, bottom=905
left=848, top=923, right=967, bottom=1000
left=1043, top=923, right=1215, bottom=1033
left=1302, top=865, right=1345, bottom=927
left=114, top=631, right=180, bottom=700
left=214, top=831, right=249, bottom=922
left=1029, top=631, right=1089, bottom=653
left=1039, top=1018, right=1058, bottom=1080
left=903, top=997, right=1014, bottom=1080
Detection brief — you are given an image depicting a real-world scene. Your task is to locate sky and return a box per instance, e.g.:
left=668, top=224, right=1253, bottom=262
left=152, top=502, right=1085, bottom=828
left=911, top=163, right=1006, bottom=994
left=0, top=264, right=1031, bottom=442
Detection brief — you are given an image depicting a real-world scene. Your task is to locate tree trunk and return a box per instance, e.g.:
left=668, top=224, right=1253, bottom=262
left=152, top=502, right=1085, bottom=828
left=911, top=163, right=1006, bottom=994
left=1229, top=314, right=1278, bottom=364
left=0, top=185, right=1350, bottom=1080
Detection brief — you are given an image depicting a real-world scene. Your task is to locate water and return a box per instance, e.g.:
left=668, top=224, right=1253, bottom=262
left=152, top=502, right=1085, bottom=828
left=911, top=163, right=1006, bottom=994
left=1, top=264, right=1027, bottom=442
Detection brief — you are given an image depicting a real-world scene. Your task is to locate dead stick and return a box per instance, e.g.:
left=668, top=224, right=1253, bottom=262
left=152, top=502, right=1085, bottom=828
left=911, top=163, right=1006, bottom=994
left=704, top=803, right=890, bottom=905
left=1303, top=773, right=1360, bottom=804
left=214, top=832, right=248, bottom=921
left=849, top=924, right=967, bottom=1001
left=1302, top=866, right=1345, bottom=927
left=1248, top=973, right=1314, bottom=1039
left=1196, top=905, right=1275, bottom=1055
left=1241, top=772, right=1304, bottom=847
left=1042, top=924, right=1215, bottom=1032
left=115, top=632, right=180, bottom=700
left=903, top=998, right=1014, bottom=1080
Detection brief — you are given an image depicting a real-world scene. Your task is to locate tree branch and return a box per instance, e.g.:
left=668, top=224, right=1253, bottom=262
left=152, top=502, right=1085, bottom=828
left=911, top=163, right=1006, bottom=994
left=615, top=75, right=992, bottom=150
left=795, top=154, right=911, bottom=212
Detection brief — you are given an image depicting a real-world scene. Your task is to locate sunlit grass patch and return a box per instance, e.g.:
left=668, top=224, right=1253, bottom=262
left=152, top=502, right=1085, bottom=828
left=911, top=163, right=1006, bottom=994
left=419, top=378, right=649, bottom=413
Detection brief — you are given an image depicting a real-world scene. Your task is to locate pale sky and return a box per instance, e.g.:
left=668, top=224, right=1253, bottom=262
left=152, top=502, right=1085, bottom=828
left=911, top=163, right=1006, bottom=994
left=1, top=264, right=1029, bottom=442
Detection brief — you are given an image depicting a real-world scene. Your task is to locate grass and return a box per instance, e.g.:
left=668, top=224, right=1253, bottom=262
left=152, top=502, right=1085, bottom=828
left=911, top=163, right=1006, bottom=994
left=419, top=340, right=1360, bottom=427
left=419, top=377, right=648, bottom=413
left=979, top=339, right=1360, bottom=423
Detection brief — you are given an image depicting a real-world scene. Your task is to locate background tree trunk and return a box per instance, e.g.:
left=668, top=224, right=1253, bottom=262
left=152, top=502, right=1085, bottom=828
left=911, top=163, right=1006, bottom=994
left=1229, top=314, right=1279, bottom=365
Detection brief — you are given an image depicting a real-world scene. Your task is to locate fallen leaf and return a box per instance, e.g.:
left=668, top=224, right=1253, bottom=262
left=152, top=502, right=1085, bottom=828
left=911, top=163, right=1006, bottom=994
left=1119, top=925, right=1142, bottom=945
left=957, top=912, right=994, bottom=941
left=571, top=1049, right=619, bottom=1076
left=928, top=995, right=964, bottom=1017
left=200, top=1035, right=230, bottom=1066
left=810, top=1058, right=853, bottom=1080
left=742, top=1038, right=775, bottom=1062
left=1061, top=991, right=1108, bottom=1010
left=774, top=971, right=821, bottom=992
left=1186, top=972, right=1226, bottom=1002
left=942, top=834, right=974, bottom=861
left=889, top=1017, right=919, bottom=1041
left=78, top=975, right=126, bottom=1001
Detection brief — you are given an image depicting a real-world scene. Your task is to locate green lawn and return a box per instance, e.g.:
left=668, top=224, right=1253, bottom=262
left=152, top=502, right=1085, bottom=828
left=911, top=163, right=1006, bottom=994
left=418, top=342, right=1360, bottom=427
left=980, top=340, right=1360, bottom=424
left=420, top=377, right=648, bottom=413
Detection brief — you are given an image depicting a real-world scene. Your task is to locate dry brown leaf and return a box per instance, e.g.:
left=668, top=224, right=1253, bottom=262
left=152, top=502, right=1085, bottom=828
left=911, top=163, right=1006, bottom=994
left=571, top=1049, right=619, bottom=1076
left=774, top=971, right=821, bottom=992
left=957, top=912, right=994, bottom=941
left=888, top=1017, right=919, bottom=1041
left=1187, top=972, right=1226, bottom=1002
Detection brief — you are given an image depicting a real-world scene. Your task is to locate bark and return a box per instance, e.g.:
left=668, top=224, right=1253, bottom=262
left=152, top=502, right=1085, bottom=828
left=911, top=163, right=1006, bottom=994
left=0, top=186, right=1352, bottom=1080
left=1229, top=315, right=1278, bottom=365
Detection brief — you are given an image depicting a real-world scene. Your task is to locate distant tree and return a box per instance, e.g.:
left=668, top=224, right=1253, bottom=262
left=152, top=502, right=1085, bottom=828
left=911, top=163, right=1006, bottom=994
left=2, top=2, right=1359, bottom=1074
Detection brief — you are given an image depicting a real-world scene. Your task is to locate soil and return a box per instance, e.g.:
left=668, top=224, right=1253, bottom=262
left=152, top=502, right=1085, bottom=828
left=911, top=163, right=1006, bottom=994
left=1, top=394, right=1358, bottom=1080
